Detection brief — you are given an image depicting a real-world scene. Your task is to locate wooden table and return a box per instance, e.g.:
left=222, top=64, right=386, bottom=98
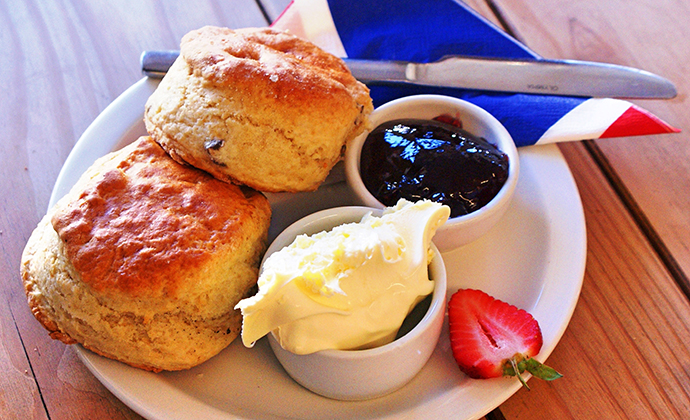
left=3, top=0, right=689, bottom=418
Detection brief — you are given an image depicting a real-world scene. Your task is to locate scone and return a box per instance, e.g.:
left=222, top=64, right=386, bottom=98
left=144, top=26, right=373, bottom=192
left=21, top=136, right=271, bottom=372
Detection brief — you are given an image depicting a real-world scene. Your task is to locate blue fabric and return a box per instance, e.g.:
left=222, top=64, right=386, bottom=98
left=327, top=0, right=586, bottom=146
left=329, top=0, right=537, bottom=61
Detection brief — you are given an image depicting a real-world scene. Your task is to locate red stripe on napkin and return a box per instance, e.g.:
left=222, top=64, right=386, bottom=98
left=600, top=105, right=680, bottom=138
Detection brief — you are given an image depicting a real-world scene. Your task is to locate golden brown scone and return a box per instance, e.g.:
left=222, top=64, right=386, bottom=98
left=144, top=26, right=373, bottom=192
left=21, top=136, right=271, bottom=372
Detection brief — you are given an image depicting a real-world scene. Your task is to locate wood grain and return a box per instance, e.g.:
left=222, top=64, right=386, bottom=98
left=3, top=0, right=690, bottom=419
left=257, top=2, right=690, bottom=418
left=488, top=0, right=690, bottom=293
left=471, top=1, right=690, bottom=417
left=498, top=142, right=690, bottom=419
left=1, top=1, right=269, bottom=418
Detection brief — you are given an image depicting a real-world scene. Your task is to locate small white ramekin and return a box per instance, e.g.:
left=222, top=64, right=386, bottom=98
left=264, top=206, right=447, bottom=401
left=345, top=95, right=519, bottom=252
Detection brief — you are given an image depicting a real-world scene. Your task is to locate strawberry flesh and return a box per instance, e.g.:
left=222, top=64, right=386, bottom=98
left=448, top=289, right=544, bottom=380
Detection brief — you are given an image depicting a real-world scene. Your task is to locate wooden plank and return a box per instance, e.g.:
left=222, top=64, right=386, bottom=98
left=256, top=1, right=690, bottom=418
left=467, top=1, right=690, bottom=417
left=258, top=2, right=690, bottom=419
left=8, top=1, right=688, bottom=419
left=3, top=0, right=269, bottom=418
left=230, top=1, right=690, bottom=419
left=498, top=142, right=690, bottom=419
left=2, top=0, right=66, bottom=417
left=487, top=0, right=690, bottom=292
left=0, top=279, right=47, bottom=420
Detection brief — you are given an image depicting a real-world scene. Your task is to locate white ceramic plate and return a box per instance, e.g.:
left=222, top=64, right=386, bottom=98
left=50, top=78, right=586, bottom=420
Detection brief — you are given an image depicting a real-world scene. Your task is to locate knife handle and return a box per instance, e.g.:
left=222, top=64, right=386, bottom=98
left=342, top=58, right=410, bottom=83
left=141, top=50, right=179, bottom=78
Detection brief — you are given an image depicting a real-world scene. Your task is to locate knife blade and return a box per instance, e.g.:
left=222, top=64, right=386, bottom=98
left=141, top=50, right=676, bottom=99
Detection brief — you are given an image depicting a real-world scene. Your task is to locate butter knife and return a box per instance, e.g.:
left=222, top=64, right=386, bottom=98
left=141, top=50, right=676, bottom=99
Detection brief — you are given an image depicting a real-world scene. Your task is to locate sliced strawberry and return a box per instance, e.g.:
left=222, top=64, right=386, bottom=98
left=448, top=288, right=562, bottom=389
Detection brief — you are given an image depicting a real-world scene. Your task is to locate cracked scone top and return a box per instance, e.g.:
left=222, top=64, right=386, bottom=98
left=20, top=136, right=271, bottom=372
left=144, top=26, right=374, bottom=192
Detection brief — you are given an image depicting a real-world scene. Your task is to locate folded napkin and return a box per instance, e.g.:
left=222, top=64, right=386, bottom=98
left=272, top=0, right=678, bottom=147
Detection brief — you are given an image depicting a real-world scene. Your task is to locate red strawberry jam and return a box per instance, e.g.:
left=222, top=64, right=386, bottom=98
left=359, top=119, right=509, bottom=218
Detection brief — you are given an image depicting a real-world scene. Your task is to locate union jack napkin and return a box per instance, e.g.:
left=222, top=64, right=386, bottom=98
left=272, top=0, right=678, bottom=147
